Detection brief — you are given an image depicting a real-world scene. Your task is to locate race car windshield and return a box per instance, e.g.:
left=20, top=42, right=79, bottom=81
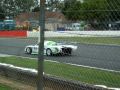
left=37, top=41, right=65, bottom=46
left=45, top=41, right=57, bottom=46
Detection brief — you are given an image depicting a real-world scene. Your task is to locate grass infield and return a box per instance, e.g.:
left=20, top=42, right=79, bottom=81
left=46, top=37, right=120, bottom=45
left=0, top=56, right=120, bottom=88
left=0, top=84, right=12, bottom=90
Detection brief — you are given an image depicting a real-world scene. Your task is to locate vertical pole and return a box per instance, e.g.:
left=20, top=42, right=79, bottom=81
left=37, top=0, right=45, bottom=90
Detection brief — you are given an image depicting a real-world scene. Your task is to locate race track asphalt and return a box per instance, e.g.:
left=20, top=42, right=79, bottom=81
left=0, top=38, right=120, bottom=71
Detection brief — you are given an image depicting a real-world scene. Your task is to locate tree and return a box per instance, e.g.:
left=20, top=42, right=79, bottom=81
left=0, top=0, right=5, bottom=19
left=80, top=0, right=109, bottom=29
left=32, top=7, right=40, bottom=12
left=32, top=0, right=63, bottom=12
left=14, top=0, right=36, bottom=12
left=106, top=0, right=120, bottom=21
left=46, top=0, right=61, bottom=11
left=62, top=0, right=82, bottom=21
left=63, top=0, right=120, bottom=22
left=0, top=0, right=36, bottom=17
left=0, top=8, right=5, bottom=20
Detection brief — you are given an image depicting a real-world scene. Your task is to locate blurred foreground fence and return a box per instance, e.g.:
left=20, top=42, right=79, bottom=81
left=0, top=0, right=120, bottom=90
left=0, top=63, right=107, bottom=90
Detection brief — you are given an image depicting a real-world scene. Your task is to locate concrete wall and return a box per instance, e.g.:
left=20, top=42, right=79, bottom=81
left=0, top=31, right=27, bottom=37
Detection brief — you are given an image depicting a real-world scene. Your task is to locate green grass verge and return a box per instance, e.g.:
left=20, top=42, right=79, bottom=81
left=0, top=56, right=120, bottom=87
left=0, top=84, right=12, bottom=90
left=46, top=37, right=120, bottom=45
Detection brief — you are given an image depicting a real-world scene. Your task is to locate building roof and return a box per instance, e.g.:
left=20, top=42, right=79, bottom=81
left=15, top=11, right=66, bottom=22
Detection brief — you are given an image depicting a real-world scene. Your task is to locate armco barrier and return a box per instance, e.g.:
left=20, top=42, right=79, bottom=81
left=61, top=31, right=120, bottom=36
left=0, top=64, right=108, bottom=90
left=27, top=31, right=120, bottom=37
left=1, top=31, right=120, bottom=38
left=0, top=30, right=27, bottom=37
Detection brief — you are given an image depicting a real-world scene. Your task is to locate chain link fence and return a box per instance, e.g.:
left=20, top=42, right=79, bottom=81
left=0, top=0, right=120, bottom=90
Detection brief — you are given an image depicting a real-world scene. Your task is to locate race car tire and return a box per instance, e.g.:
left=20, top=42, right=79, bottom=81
left=26, top=47, right=32, bottom=54
left=46, top=48, right=52, bottom=56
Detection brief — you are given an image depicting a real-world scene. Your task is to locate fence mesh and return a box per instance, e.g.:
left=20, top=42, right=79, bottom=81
left=0, top=0, right=120, bottom=90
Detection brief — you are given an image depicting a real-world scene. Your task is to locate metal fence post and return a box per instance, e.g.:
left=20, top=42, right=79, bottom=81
left=37, top=0, right=45, bottom=90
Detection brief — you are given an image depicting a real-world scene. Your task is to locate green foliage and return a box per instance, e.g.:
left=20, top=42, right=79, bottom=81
left=62, top=0, right=120, bottom=22
left=106, top=0, right=120, bottom=21
left=0, top=84, right=12, bottom=90
left=0, top=7, right=5, bottom=19
left=46, top=0, right=61, bottom=11
left=32, top=6, right=40, bottom=12
left=62, top=0, right=81, bottom=20
left=14, top=0, right=35, bottom=12
left=0, top=0, right=36, bottom=17
left=81, top=0, right=108, bottom=21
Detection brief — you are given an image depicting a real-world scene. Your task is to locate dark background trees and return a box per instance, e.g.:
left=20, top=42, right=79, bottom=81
left=62, top=0, right=120, bottom=30
left=0, top=8, right=5, bottom=20
left=0, top=0, right=36, bottom=18
left=0, top=0, right=120, bottom=27
left=62, top=0, right=82, bottom=21
left=62, top=0, right=120, bottom=21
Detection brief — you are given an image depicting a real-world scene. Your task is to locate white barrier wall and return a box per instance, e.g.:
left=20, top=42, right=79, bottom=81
left=27, top=31, right=120, bottom=37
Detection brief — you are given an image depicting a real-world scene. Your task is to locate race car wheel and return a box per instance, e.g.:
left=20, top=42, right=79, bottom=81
left=26, top=47, right=32, bottom=54
left=46, top=49, right=52, bottom=56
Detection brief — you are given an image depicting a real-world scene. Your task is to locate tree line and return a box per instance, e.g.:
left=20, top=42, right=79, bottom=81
left=0, top=0, right=37, bottom=19
left=62, top=0, right=120, bottom=22
left=0, top=0, right=120, bottom=23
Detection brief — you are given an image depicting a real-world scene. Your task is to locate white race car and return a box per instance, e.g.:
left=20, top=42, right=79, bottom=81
left=24, top=41, right=77, bottom=56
